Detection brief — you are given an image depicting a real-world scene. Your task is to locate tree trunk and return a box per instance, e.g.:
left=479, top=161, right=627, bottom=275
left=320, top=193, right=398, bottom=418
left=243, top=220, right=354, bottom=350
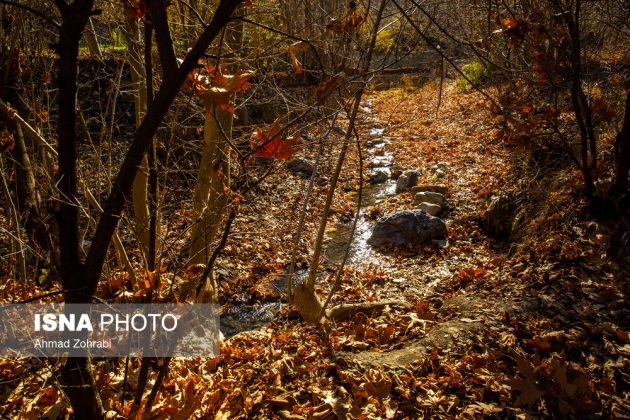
left=82, top=0, right=242, bottom=302
left=189, top=10, right=243, bottom=302
left=84, top=17, right=103, bottom=59
left=58, top=357, right=104, bottom=419
left=296, top=0, right=386, bottom=323
left=189, top=105, right=232, bottom=268
left=125, top=16, right=152, bottom=261
left=54, top=1, right=104, bottom=418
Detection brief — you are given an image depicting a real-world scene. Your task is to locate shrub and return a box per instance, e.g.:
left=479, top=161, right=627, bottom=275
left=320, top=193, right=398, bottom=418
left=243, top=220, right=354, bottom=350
left=456, top=60, right=488, bottom=92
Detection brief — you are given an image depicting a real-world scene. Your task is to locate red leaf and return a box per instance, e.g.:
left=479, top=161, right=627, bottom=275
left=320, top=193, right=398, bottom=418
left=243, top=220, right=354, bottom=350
left=252, top=122, right=296, bottom=160
left=501, top=17, right=519, bottom=29
left=316, top=73, right=348, bottom=101
left=124, top=1, right=145, bottom=19
left=522, top=103, right=534, bottom=114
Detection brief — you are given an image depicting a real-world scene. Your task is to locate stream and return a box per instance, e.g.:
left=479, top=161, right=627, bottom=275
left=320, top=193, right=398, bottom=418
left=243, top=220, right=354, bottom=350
left=221, top=102, right=395, bottom=338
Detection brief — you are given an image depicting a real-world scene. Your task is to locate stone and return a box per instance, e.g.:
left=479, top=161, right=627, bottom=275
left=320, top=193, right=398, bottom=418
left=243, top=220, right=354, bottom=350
left=433, top=169, right=446, bottom=179
left=390, top=165, right=403, bottom=180
left=287, top=158, right=315, bottom=178
left=368, top=171, right=388, bottom=184
left=414, top=191, right=447, bottom=208
left=430, top=162, right=447, bottom=172
left=368, top=210, right=447, bottom=247
left=411, top=184, right=449, bottom=194
left=417, top=202, right=442, bottom=216
left=432, top=239, right=448, bottom=248
left=368, top=158, right=393, bottom=168
left=395, top=170, right=419, bottom=193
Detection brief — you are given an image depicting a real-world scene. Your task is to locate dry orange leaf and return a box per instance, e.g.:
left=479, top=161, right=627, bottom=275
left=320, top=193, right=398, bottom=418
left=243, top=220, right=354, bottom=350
left=288, top=41, right=309, bottom=74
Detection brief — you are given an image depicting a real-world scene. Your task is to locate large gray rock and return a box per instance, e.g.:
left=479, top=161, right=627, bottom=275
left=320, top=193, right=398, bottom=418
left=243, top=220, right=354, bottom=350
left=368, top=171, right=388, bottom=184
left=368, top=210, right=447, bottom=247
left=411, top=184, right=449, bottom=194
left=287, top=158, right=315, bottom=178
left=414, top=191, right=448, bottom=208
left=395, top=170, right=419, bottom=193
left=417, top=202, right=442, bottom=216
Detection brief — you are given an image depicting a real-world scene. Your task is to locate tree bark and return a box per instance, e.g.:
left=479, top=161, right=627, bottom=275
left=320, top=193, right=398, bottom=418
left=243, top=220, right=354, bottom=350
left=54, top=2, right=104, bottom=417
left=189, top=105, right=231, bottom=268
left=84, top=17, right=102, bottom=59
left=125, top=16, right=152, bottom=260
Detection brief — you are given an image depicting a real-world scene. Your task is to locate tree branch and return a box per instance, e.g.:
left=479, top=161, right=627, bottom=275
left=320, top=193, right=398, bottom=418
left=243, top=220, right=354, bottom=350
left=82, top=0, right=243, bottom=300
left=0, top=0, right=60, bottom=28
left=146, top=0, right=179, bottom=82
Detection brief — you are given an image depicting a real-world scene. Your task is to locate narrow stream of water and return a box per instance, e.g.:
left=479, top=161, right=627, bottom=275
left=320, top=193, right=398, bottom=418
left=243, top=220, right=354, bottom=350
left=324, top=123, right=396, bottom=265
left=221, top=102, right=394, bottom=338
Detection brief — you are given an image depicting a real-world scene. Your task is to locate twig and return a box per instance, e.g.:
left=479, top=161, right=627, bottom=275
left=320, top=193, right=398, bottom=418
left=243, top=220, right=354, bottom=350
left=286, top=116, right=339, bottom=297
left=390, top=0, right=503, bottom=111
left=0, top=0, right=61, bottom=28
left=318, top=122, right=364, bottom=318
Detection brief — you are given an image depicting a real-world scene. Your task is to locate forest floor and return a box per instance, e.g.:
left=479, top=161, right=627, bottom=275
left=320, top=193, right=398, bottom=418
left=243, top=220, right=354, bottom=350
left=1, top=79, right=628, bottom=419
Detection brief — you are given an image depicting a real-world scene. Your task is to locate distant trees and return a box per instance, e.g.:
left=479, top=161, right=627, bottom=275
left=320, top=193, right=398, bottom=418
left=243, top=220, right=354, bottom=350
left=399, top=0, right=629, bottom=207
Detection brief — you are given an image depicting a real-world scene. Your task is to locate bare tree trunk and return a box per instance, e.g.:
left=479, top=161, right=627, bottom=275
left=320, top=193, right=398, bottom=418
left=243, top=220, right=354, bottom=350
left=3, top=110, right=47, bottom=251
left=84, top=17, right=102, bottom=59
left=189, top=106, right=232, bottom=270
left=125, top=16, right=152, bottom=261
left=189, top=11, right=243, bottom=303
left=565, top=0, right=595, bottom=197
left=54, top=1, right=104, bottom=417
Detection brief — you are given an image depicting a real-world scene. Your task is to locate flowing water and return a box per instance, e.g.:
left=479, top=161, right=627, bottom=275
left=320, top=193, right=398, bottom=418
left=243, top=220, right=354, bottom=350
left=221, top=103, right=395, bottom=337
left=324, top=123, right=396, bottom=265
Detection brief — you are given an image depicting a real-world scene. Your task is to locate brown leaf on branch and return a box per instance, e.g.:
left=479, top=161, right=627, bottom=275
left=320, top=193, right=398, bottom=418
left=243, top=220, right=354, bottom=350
left=195, top=66, right=255, bottom=113
left=327, top=12, right=364, bottom=33
left=288, top=41, right=309, bottom=74
left=315, top=72, right=348, bottom=102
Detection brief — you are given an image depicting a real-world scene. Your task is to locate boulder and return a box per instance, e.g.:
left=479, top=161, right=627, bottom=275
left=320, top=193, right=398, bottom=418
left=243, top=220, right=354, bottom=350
left=369, top=158, right=393, bottom=168
left=368, top=210, right=447, bottom=247
left=414, top=191, right=447, bottom=208
left=390, top=165, right=403, bottom=180
left=287, top=158, right=315, bottom=178
left=433, top=169, right=446, bottom=179
left=368, top=171, right=388, bottom=184
left=411, top=184, right=449, bottom=194
left=417, top=202, right=442, bottom=216
left=395, top=170, right=419, bottom=193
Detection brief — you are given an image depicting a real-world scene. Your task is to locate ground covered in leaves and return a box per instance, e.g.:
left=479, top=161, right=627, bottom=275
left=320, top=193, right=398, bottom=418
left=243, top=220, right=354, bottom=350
left=1, top=80, right=628, bottom=419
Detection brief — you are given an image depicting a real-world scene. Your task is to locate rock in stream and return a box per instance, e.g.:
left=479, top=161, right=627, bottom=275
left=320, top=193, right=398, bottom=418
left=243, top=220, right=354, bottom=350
left=368, top=210, right=447, bottom=247
left=395, top=170, right=419, bottom=193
